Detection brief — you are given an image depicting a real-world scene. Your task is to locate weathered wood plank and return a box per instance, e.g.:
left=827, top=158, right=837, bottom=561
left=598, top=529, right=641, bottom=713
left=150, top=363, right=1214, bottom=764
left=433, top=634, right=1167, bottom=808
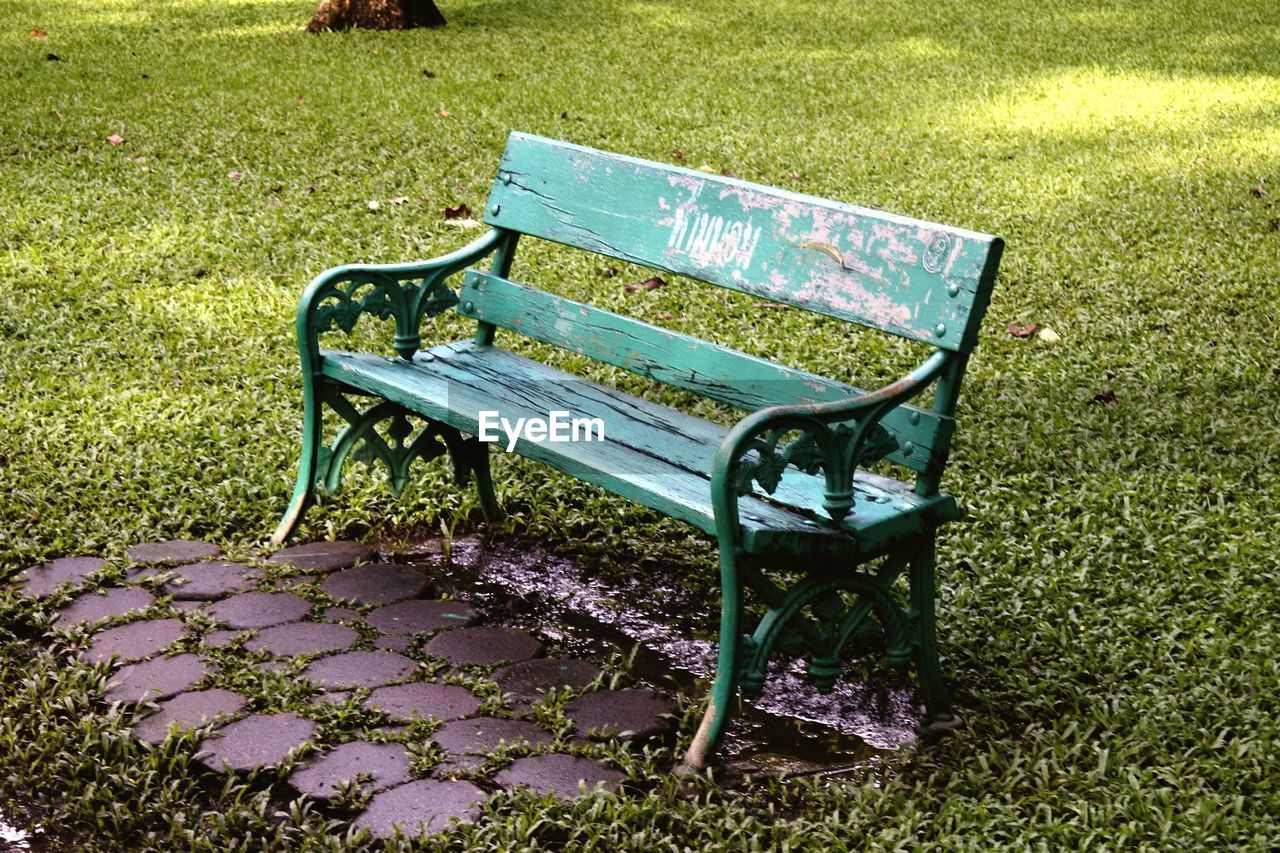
left=319, top=343, right=956, bottom=555
left=484, top=133, right=1003, bottom=351
left=458, top=270, right=950, bottom=475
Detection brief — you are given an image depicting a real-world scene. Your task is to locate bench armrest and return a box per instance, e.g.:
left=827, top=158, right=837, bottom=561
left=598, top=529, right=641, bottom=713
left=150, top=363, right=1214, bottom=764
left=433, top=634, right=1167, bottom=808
left=710, top=350, right=952, bottom=528
left=295, top=228, right=510, bottom=364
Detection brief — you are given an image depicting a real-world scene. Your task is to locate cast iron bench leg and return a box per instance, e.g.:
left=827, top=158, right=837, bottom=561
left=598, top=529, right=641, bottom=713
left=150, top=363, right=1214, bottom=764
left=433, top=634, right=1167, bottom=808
left=910, top=531, right=958, bottom=727
left=677, top=542, right=744, bottom=774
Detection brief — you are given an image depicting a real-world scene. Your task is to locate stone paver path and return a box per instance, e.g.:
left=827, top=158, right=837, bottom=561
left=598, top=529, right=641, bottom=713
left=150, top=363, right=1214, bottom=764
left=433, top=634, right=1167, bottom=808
left=21, top=538, right=678, bottom=840
left=14, top=556, right=105, bottom=598
left=127, top=540, right=220, bottom=566
left=131, top=560, right=258, bottom=600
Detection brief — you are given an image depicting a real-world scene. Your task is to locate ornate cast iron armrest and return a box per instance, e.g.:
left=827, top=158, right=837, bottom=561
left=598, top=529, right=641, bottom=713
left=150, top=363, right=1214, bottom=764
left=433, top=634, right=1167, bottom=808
left=296, top=228, right=510, bottom=363
left=710, top=350, right=953, bottom=525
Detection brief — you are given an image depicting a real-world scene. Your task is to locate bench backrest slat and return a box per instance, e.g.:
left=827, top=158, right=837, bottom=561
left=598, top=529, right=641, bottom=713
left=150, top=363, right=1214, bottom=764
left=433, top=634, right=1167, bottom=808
left=460, top=270, right=951, bottom=475
left=484, top=133, right=1003, bottom=352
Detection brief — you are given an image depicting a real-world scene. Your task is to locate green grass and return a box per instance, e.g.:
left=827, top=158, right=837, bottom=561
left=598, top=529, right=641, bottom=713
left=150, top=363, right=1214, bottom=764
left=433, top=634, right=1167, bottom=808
left=2, top=0, right=1279, bottom=848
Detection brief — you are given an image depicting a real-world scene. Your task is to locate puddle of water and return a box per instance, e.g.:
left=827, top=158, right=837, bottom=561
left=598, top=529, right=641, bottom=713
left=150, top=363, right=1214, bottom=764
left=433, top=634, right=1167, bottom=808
left=391, top=536, right=917, bottom=778
left=0, top=810, right=41, bottom=852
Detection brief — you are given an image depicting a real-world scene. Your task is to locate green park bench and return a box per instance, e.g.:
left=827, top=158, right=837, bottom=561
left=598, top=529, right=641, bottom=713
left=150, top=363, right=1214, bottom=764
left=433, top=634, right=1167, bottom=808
left=272, top=132, right=1004, bottom=772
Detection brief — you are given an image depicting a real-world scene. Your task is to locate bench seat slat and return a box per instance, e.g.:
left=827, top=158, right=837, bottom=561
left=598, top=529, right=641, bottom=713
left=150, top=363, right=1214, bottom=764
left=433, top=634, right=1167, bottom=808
left=459, top=269, right=950, bottom=475
left=320, top=343, right=958, bottom=557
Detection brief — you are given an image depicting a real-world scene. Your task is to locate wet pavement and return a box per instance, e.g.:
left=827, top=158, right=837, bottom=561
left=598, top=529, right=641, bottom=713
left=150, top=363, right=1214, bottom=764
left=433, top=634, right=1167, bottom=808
left=9, top=535, right=917, bottom=839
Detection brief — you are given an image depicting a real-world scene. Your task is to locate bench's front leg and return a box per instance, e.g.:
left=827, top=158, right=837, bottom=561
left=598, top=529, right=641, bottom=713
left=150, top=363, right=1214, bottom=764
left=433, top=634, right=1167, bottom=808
left=677, top=541, right=744, bottom=775
left=271, top=365, right=325, bottom=544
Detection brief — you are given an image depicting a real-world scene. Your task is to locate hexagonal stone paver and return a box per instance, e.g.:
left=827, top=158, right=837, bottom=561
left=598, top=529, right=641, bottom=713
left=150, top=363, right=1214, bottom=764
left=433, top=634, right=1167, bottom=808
left=55, top=587, right=156, bottom=630
left=374, top=634, right=413, bottom=653
left=365, top=682, right=481, bottom=723
left=366, top=599, right=476, bottom=635
left=130, top=561, right=258, bottom=601
left=431, top=717, right=554, bottom=771
left=352, top=779, right=486, bottom=839
left=103, top=653, right=214, bottom=703
left=82, top=618, right=189, bottom=665
left=492, top=658, right=602, bottom=704
left=132, top=688, right=247, bottom=744
left=322, top=606, right=360, bottom=622
left=245, top=622, right=359, bottom=657
left=302, top=651, right=417, bottom=690
left=493, top=754, right=624, bottom=799
left=205, top=592, right=312, bottom=629
left=196, top=711, right=316, bottom=773
left=127, top=540, right=220, bottom=566
left=268, top=540, right=372, bottom=574
left=15, top=556, right=106, bottom=598
left=203, top=629, right=245, bottom=648
left=323, top=564, right=429, bottom=606
left=567, top=689, right=677, bottom=740
left=289, top=741, right=413, bottom=800
left=423, top=626, right=542, bottom=667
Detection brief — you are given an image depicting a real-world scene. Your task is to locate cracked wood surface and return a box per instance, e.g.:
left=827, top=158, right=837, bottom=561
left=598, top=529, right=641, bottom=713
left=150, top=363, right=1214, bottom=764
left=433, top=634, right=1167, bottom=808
left=484, top=133, right=1003, bottom=352
left=320, top=342, right=957, bottom=557
left=458, top=270, right=951, bottom=476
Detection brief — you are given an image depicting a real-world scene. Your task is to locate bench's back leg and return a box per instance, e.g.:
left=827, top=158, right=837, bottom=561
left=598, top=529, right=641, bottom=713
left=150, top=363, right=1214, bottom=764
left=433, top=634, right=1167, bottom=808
left=677, top=543, right=744, bottom=775
left=910, top=530, right=958, bottom=726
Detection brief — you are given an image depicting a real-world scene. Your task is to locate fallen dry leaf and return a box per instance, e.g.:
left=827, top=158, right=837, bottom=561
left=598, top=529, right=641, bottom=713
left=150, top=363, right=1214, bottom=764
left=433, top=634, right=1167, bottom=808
left=227, top=170, right=244, bottom=180
left=367, top=200, right=380, bottom=211
left=722, top=169, right=737, bottom=178
left=438, top=109, right=451, bottom=118
left=422, top=68, right=436, bottom=78
left=295, top=94, right=305, bottom=102
left=28, top=28, right=46, bottom=38
left=1036, top=326, right=1061, bottom=344
left=266, top=184, right=283, bottom=194
left=1249, top=184, right=1265, bottom=197
left=672, top=149, right=685, bottom=161
left=655, top=310, right=676, bottom=320
left=601, top=267, right=618, bottom=278
left=788, top=171, right=802, bottom=181
left=443, top=218, right=481, bottom=229
left=1007, top=322, right=1038, bottom=338
left=753, top=301, right=787, bottom=309
left=444, top=202, right=472, bottom=219
left=1091, top=388, right=1117, bottom=405
left=388, top=196, right=408, bottom=205
left=105, top=134, right=124, bottom=146
left=624, top=276, right=666, bottom=294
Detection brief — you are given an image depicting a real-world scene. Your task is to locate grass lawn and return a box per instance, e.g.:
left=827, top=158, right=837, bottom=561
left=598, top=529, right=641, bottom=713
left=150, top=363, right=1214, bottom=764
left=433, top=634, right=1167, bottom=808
left=2, top=0, right=1279, bottom=848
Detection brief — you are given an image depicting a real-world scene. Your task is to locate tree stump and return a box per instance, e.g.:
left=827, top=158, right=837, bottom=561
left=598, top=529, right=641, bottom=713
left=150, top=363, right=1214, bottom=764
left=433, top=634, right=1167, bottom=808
left=307, top=0, right=446, bottom=32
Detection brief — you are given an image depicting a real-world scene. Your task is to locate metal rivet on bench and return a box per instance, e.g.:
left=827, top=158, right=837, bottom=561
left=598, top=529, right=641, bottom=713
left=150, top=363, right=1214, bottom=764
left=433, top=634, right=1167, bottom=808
left=902, top=442, right=914, bottom=457
left=934, top=323, right=946, bottom=337
left=490, top=203, right=501, bottom=215
left=908, top=411, right=921, bottom=425
left=501, top=172, right=512, bottom=184
left=946, top=283, right=960, bottom=297
left=463, top=301, right=474, bottom=313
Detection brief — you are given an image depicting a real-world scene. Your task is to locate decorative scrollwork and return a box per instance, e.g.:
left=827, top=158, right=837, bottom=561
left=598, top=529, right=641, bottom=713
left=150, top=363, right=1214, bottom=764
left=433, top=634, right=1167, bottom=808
left=734, top=419, right=899, bottom=519
left=316, top=390, right=475, bottom=496
left=737, top=549, right=915, bottom=697
left=310, top=272, right=459, bottom=359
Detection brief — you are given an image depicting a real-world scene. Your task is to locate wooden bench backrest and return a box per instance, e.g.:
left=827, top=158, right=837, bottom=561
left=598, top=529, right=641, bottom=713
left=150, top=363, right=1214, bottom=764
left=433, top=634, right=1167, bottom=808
left=483, top=133, right=1004, bottom=352
left=470, top=133, right=1004, bottom=483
